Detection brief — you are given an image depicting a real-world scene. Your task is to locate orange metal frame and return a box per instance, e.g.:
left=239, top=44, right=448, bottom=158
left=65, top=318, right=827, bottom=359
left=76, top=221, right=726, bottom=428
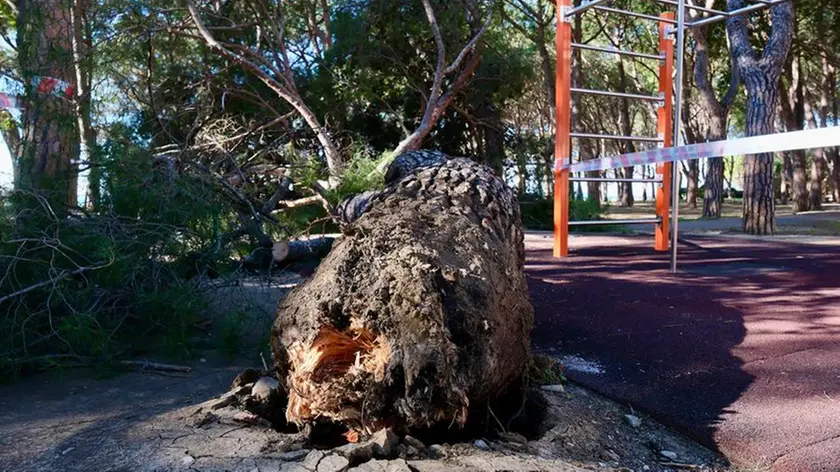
left=655, top=12, right=674, bottom=252
left=553, top=8, right=675, bottom=257
left=553, top=0, right=572, bottom=258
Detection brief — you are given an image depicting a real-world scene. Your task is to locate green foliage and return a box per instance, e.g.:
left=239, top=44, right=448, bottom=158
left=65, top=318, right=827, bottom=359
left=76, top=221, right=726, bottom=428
left=519, top=195, right=608, bottom=231
left=0, top=125, right=235, bottom=377
left=529, top=354, right=567, bottom=386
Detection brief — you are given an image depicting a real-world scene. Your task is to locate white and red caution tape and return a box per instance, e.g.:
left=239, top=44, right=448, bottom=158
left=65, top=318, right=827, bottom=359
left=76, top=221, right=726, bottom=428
left=558, top=126, right=840, bottom=172
left=0, top=76, right=75, bottom=111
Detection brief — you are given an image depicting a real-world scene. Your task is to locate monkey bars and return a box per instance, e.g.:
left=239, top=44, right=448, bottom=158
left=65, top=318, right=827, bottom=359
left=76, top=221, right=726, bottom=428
left=553, top=0, right=788, bottom=272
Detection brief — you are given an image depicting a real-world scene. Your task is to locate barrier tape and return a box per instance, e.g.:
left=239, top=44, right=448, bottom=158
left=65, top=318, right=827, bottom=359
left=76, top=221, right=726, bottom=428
left=558, top=126, right=840, bottom=173
left=0, top=77, right=75, bottom=111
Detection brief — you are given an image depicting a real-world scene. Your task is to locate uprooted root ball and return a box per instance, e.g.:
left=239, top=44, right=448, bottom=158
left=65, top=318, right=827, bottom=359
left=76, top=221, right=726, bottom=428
left=270, top=153, right=534, bottom=433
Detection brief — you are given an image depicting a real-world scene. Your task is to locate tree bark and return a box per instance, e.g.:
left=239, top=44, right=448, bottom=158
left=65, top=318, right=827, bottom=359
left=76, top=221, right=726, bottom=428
left=16, top=0, right=80, bottom=209
left=685, top=160, right=699, bottom=209
left=727, top=0, right=794, bottom=235
left=70, top=0, right=98, bottom=208
left=779, top=55, right=808, bottom=212
left=271, top=154, right=532, bottom=432
left=617, top=60, right=634, bottom=208
left=690, top=22, right=738, bottom=218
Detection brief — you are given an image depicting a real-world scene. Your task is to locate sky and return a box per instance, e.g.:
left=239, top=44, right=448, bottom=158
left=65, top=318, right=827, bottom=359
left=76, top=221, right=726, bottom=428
left=0, top=139, right=11, bottom=190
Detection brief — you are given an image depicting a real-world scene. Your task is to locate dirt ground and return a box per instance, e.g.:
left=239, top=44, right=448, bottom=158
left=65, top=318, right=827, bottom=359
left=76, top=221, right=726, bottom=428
left=0, top=358, right=727, bottom=472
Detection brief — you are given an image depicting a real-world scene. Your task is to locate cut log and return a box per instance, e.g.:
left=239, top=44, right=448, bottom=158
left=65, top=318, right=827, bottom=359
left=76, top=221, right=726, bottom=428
left=272, top=237, right=336, bottom=264
left=270, top=152, right=533, bottom=433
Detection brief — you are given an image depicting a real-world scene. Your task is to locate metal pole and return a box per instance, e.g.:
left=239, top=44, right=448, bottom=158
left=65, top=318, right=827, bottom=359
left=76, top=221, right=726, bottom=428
left=570, top=132, right=664, bottom=142
left=670, top=0, right=687, bottom=273
left=653, top=0, right=729, bottom=16
left=593, top=6, right=679, bottom=24
left=570, top=177, right=663, bottom=183
left=571, top=87, right=664, bottom=102
left=569, top=218, right=661, bottom=226
left=554, top=0, right=573, bottom=258
left=564, top=0, right=612, bottom=18
left=571, top=42, right=665, bottom=61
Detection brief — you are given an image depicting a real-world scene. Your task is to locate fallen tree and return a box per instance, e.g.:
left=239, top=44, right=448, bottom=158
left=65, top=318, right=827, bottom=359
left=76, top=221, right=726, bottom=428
left=270, top=151, right=534, bottom=434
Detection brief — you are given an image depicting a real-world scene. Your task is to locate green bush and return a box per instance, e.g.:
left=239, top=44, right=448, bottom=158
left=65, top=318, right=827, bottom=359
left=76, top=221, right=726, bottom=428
left=0, top=130, right=233, bottom=379
left=518, top=194, right=608, bottom=231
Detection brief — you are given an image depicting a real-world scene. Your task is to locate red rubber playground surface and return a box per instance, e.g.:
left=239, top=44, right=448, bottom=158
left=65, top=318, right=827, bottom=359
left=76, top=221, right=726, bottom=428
left=524, top=232, right=840, bottom=472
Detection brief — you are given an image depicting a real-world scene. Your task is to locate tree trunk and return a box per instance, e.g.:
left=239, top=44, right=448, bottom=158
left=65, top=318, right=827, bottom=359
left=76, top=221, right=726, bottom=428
left=727, top=0, right=794, bottom=235
left=474, top=100, right=505, bottom=174
left=71, top=0, right=98, bottom=208
left=685, top=160, right=699, bottom=209
left=831, top=65, right=840, bottom=202
left=741, top=81, right=780, bottom=234
left=779, top=49, right=807, bottom=212
left=616, top=61, right=634, bottom=208
left=691, top=23, right=738, bottom=219
left=271, top=154, right=533, bottom=432
left=780, top=148, right=791, bottom=204
left=808, top=152, right=825, bottom=210
left=16, top=0, right=80, bottom=209
left=704, top=158, right=725, bottom=216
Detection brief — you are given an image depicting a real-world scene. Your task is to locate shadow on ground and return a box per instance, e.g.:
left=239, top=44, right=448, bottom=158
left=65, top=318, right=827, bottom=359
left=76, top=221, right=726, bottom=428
left=525, top=233, right=840, bottom=470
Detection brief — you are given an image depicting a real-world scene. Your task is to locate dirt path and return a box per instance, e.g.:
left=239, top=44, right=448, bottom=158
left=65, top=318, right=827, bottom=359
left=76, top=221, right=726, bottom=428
left=525, top=232, right=840, bottom=471
left=0, top=356, right=727, bottom=472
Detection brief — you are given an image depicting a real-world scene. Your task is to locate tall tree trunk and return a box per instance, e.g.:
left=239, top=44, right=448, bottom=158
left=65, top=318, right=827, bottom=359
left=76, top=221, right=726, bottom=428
left=691, top=23, right=738, bottom=218
left=779, top=56, right=808, bottom=212
left=616, top=60, right=634, bottom=207
left=831, top=66, right=840, bottom=203
left=70, top=0, right=98, bottom=208
left=727, top=0, right=794, bottom=235
left=780, top=148, right=792, bottom=204
left=570, top=2, right=600, bottom=205
left=808, top=151, right=825, bottom=210
left=685, top=160, right=699, bottom=209
left=474, top=100, right=505, bottom=174
left=16, top=0, right=81, bottom=209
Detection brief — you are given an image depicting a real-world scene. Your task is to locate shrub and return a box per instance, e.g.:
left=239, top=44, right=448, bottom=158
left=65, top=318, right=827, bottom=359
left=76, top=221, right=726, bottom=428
left=518, top=194, right=607, bottom=231
left=0, top=137, right=230, bottom=378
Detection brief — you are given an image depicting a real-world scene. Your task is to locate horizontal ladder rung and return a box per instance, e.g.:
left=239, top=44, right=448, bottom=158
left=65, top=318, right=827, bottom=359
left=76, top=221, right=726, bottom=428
left=569, top=177, right=663, bottom=183
left=653, top=0, right=729, bottom=16
left=571, top=43, right=665, bottom=61
left=593, top=6, right=679, bottom=24
left=571, top=88, right=664, bottom=102
left=564, top=0, right=611, bottom=17
left=570, top=132, right=664, bottom=142
left=569, top=218, right=662, bottom=226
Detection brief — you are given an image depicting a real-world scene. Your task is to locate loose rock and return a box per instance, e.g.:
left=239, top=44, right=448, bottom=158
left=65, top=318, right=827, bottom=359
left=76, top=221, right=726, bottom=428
left=540, top=384, right=566, bottom=393
left=660, top=450, right=678, bottom=460
left=317, top=454, right=350, bottom=472
left=370, top=428, right=399, bottom=458
left=252, top=376, right=281, bottom=401
left=624, top=414, right=642, bottom=429
left=403, top=435, right=425, bottom=450
left=231, top=368, right=263, bottom=388
left=302, top=450, right=326, bottom=470
left=473, top=439, right=491, bottom=451
left=428, top=444, right=446, bottom=458
left=348, top=459, right=412, bottom=472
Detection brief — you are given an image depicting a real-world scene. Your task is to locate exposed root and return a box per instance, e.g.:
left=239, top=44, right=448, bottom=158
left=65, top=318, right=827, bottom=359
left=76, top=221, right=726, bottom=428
left=287, top=324, right=391, bottom=427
